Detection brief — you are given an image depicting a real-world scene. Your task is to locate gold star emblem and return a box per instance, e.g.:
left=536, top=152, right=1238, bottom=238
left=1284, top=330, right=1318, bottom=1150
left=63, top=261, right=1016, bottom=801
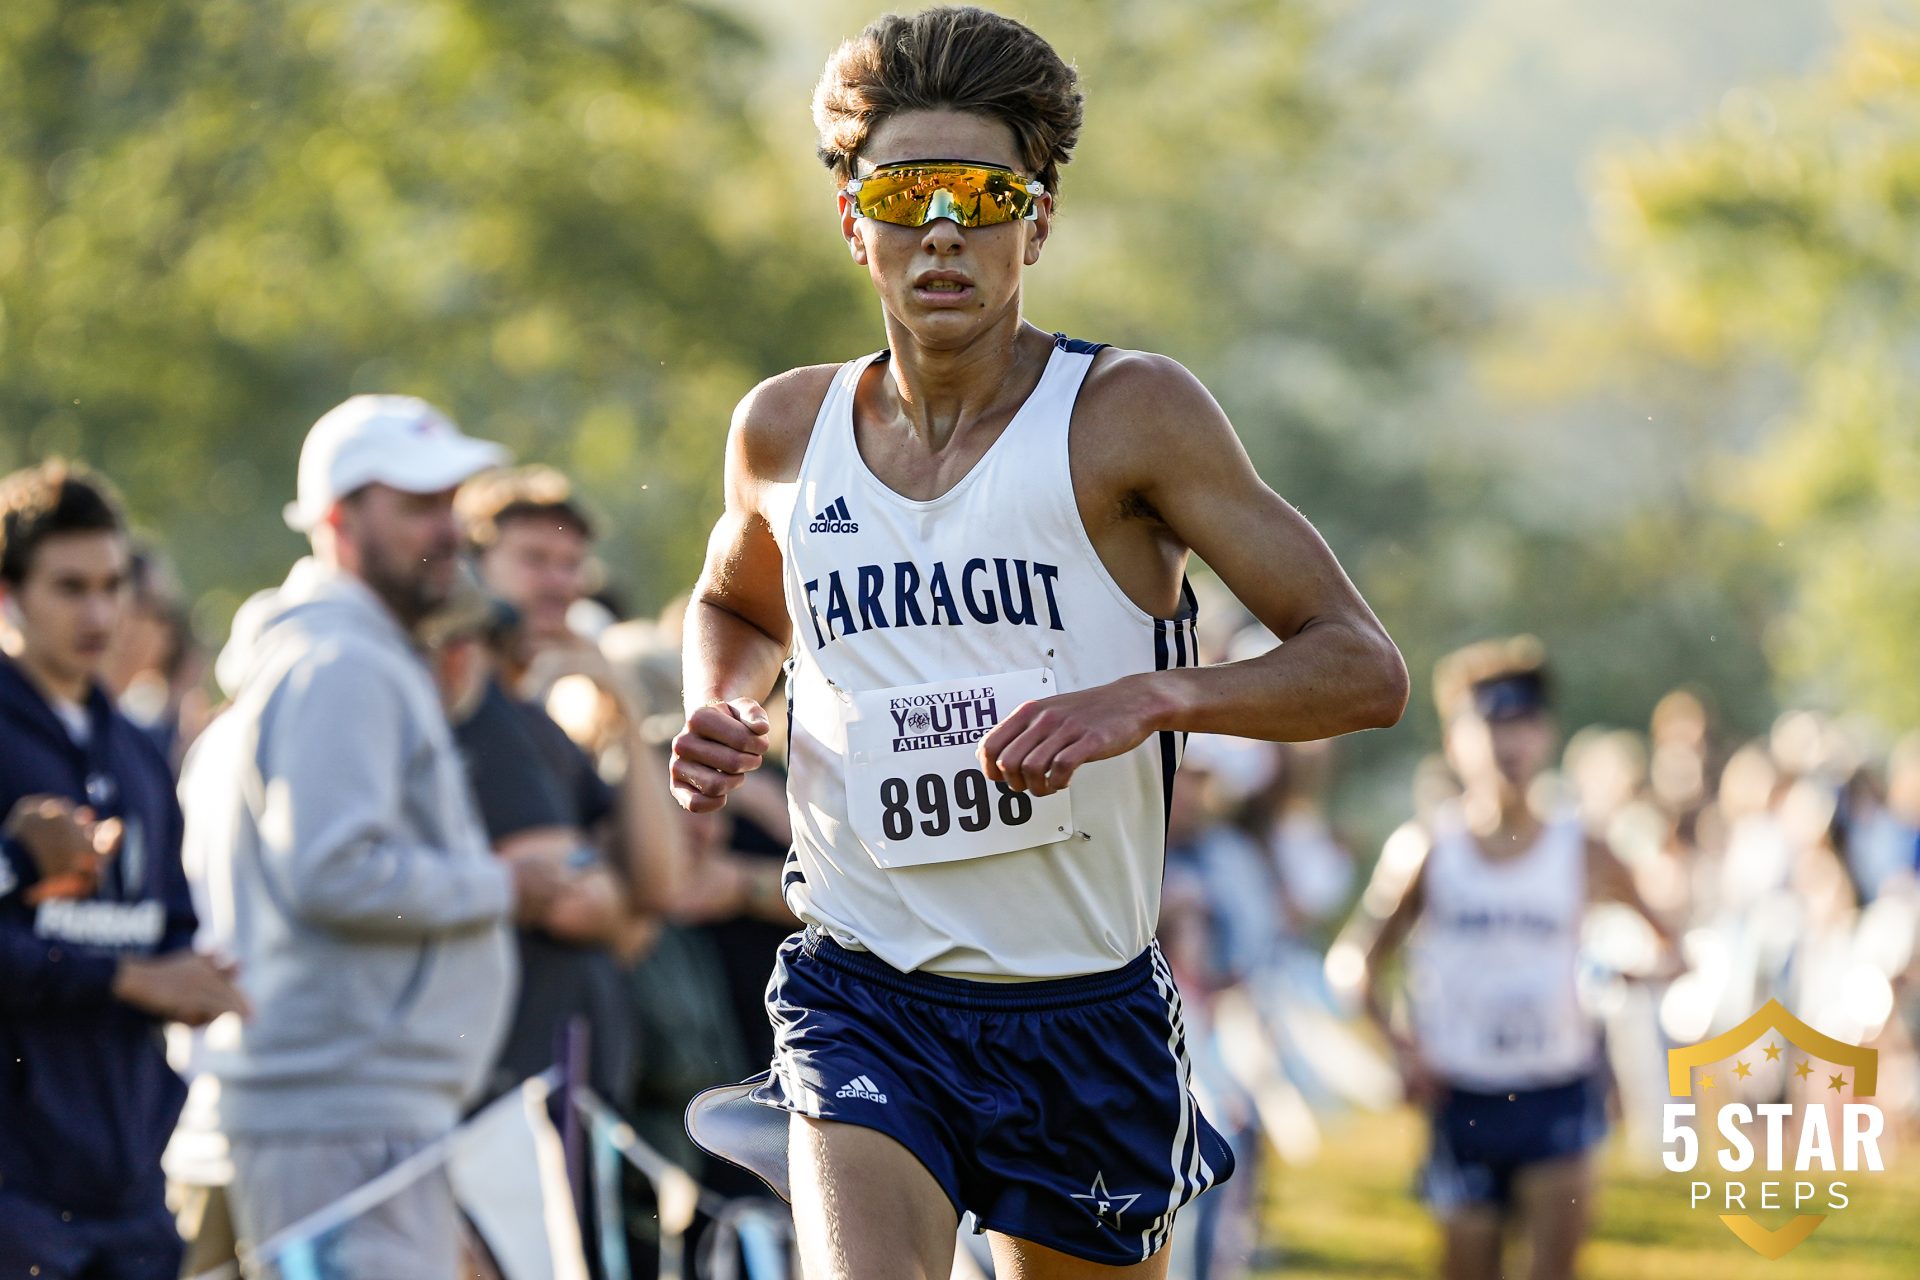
left=1828, top=1073, right=1848, bottom=1092
left=1733, top=1060, right=1752, bottom=1079
left=1763, top=1042, right=1782, bottom=1062
left=1701, top=1075, right=1716, bottom=1090
left=1792, top=1060, right=1813, bottom=1080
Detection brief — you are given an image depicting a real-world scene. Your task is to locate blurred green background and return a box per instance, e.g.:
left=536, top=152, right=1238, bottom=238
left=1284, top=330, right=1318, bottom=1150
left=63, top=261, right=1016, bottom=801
left=2, top=0, right=1915, bottom=832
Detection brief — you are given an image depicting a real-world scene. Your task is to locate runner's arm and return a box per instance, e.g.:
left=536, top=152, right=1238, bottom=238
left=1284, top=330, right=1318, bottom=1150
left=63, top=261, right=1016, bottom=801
left=1126, top=355, right=1407, bottom=739
left=1353, top=822, right=1430, bottom=1047
left=981, top=353, right=1406, bottom=794
left=1348, top=822, right=1439, bottom=1101
left=674, top=373, right=820, bottom=813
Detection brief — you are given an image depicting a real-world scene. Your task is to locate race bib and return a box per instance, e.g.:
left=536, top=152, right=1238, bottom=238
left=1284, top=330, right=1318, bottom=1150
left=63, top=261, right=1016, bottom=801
left=843, top=668, right=1074, bottom=869
left=1483, top=989, right=1551, bottom=1057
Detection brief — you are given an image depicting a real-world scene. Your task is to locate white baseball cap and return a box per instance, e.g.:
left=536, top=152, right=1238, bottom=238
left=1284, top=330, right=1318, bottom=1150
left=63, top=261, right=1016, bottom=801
left=283, top=395, right=509, bottom=532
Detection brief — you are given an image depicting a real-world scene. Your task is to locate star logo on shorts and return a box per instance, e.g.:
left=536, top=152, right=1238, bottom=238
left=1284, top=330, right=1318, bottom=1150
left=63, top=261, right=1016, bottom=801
left=1071, top=1172, right=1141, bottom=1231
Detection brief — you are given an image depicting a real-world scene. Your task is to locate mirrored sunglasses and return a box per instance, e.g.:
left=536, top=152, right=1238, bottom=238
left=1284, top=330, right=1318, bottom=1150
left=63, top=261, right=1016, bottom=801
left=844, top=160, right=1043, bottom=229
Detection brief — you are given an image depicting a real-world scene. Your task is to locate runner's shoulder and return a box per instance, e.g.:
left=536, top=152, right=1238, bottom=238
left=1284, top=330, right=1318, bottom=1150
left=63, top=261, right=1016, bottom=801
left=729, top=363, right=843, bottom=485
left=1074, top=346, right=1235, bottom=458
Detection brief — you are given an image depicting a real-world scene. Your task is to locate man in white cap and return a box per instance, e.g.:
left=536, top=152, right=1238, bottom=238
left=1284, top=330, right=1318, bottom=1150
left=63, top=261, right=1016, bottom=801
left=176, top=396, right=564, bottom=1278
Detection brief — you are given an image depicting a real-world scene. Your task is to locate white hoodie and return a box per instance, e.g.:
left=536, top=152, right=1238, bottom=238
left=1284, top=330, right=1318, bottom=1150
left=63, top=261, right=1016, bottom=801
left=179, top=558, right=514, bottom=1137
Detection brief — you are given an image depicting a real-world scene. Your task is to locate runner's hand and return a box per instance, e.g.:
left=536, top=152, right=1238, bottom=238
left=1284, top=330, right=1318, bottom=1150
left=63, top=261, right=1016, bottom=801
left=113, top=951, right=250, bottom=1027
left=1391, top=1038, right=1441, bottom=1108
left=978, top=676, right=1163, bottom=797
left=670, top=699, right=770, bottom=814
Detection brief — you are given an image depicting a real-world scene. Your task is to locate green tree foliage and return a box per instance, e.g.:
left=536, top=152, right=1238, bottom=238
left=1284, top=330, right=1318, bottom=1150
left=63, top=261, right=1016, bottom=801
left=1, top=0, right=1471, bottom=662
left=1547, top=3, right=1920, bottom=727
left=0, top=0, right=874, bottom=625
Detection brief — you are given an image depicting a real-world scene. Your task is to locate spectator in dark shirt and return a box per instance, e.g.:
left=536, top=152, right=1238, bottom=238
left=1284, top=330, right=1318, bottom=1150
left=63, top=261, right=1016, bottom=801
left=423, top=580, right=635, bottom=1106
left=458, top=467, right=684, bottom=915
left=0, top=460, right=247, bottom=1280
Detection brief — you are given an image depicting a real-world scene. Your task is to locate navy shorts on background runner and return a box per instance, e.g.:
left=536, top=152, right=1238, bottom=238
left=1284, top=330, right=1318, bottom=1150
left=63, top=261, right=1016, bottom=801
left=1419, top=1071, right=1609, bottom=1214
left=749, top=927, right=1235, bottom=1266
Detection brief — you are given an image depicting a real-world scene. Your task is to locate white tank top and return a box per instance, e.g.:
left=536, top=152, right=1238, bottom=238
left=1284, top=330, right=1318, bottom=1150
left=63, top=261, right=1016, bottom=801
left=1407, top=804, right=1597, bottom=1089
left=768, top=336, right=1196, bottom=979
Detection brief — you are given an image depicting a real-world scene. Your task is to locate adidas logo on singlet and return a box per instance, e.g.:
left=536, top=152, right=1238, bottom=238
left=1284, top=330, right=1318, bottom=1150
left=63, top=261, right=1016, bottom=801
left=808, top=496, right=858, bottom=534
left=835, top=1073, right=888, bottom=1103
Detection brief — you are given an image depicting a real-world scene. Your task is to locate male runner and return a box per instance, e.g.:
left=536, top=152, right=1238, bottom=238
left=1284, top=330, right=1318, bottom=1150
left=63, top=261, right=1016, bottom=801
left=671, top=9, right=1408, bottom=1278
left=1351, top=637, right=1677, bottom=1280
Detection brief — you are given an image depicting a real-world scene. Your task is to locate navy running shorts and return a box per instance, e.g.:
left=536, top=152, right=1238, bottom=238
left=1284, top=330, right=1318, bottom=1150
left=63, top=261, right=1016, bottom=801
left=749, top=927, right=1235, bottom=1266
left=1419, top=1070, right=1609, bottom=1214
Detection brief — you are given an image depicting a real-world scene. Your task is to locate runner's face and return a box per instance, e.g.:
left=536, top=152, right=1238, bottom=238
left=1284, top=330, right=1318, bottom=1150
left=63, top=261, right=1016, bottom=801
left=1446, top=710, right=1557, bottom=795
left=841, top=109, right=1050, bottom=342
left=3, top=532, right=129, bottom=688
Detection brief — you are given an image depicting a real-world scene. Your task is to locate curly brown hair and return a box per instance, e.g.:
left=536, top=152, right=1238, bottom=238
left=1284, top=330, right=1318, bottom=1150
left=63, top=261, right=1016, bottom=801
left=813, top=7, right=1084, bottom=198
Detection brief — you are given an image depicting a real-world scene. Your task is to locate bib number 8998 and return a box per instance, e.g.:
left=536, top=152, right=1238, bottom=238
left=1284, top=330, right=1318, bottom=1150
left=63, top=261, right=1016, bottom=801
left=879, top=768, right=1032, bottom=841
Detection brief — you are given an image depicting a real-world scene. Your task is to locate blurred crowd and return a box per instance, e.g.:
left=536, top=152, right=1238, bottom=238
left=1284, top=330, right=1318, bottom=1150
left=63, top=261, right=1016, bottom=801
left=1154, top=605, right=1920, bottom=1278
left=1, top=399, right=797, bottom=1280
left=4, top=395, right=1919, bottom=1280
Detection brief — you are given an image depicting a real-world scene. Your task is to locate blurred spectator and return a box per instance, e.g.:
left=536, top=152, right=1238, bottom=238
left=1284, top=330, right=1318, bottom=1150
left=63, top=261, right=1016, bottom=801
left=458, top=465, right=597, bottom=655
left=597, top=614, right=796, bottom=1270
left=99, top=544, right=210, bottom=774
left=1245, top=741, right=1355, bottom=939
left=1841, top=732, right=1920, bottom=904
left=0, top=461, right=246, bottom=1279
left=177, top=397, right=557, bottom=1277
left=1648, top=688, right=1717, bottom=825
left=461, top=466, right=685, bottom=916
left=1165, top=738, right=1281, bottom=992
left=1712, top=742, right=1796, bottom=920
left=420, top=573, right=635, bottom=1106
left=678, top=763, right=799, bottom=1068
left=1159, top=746, right=1270, bottom=1280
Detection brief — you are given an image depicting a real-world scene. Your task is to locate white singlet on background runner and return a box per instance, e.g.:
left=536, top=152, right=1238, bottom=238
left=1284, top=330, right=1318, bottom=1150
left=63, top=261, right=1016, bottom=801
left=770, top=336, right=1197, bottom=979
left=1407, top=805, right=1597, bottom=1088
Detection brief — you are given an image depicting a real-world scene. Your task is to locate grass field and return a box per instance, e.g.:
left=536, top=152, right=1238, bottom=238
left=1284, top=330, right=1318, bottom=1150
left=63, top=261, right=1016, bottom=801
left=1260, top=1108, right=1920, bottom=1278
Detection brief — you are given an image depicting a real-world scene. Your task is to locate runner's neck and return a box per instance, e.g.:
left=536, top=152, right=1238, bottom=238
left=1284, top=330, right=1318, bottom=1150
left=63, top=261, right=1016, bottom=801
left=1460, top=786, right=1543, bottom=858
left=873, top=317, right=1051, bottom=449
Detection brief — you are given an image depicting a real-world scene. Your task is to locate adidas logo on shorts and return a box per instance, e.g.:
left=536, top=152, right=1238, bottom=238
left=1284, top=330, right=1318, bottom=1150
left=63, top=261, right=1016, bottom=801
left=808, top=496, right=858, bottom=534
left=835, top=1073, right=888, bottom=1104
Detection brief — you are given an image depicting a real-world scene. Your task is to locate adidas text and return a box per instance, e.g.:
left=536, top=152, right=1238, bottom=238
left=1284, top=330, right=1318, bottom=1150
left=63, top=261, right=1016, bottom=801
left=809, top=496, right=858, bottom=534
left=835, top=1074, right=888, bottom=1104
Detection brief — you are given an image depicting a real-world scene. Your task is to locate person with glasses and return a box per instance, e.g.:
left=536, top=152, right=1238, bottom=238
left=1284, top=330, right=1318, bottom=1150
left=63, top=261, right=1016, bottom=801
left=670, top=8, right=1408, bottom=1278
